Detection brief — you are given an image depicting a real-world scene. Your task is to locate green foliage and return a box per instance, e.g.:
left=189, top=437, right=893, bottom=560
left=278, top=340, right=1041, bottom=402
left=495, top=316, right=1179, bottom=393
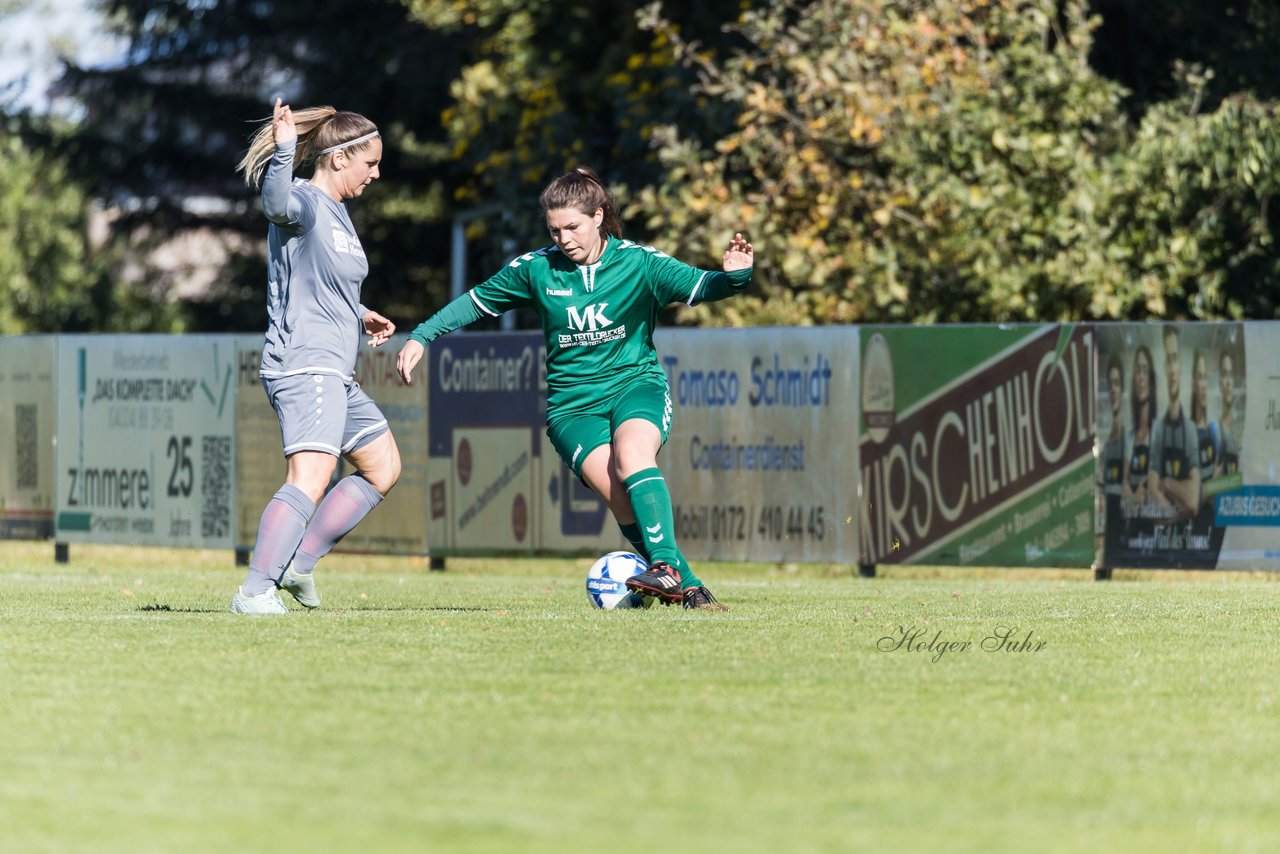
left=1108, top=75, right=1280, bottom=318
left=10, top=0, right=1280, bottom=328
left=0, top=133, right=105, bottom=332
left=0, top=119, right=191, bottom=333
left=36, top=0, right=469, bottom=329
left=403, top=0, right=748, bottom=267
left=635, top=0, right=1280, bottom=324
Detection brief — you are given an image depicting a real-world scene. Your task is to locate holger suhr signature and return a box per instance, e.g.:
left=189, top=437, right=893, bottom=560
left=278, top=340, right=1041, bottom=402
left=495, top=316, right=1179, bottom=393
left=877, top=625, right=1047, bottom=663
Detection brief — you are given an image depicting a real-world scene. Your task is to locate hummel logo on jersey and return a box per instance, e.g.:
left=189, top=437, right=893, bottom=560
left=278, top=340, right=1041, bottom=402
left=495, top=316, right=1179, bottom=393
left=567, top=303, right=612, bottom=332
left=645, top=523, right=666, bottom=545
left=546, top=288, right=573, bottom=297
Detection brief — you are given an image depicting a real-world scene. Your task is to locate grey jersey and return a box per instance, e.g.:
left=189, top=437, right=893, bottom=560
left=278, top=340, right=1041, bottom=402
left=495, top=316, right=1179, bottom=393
left=259, top=140, right=369, bottom=381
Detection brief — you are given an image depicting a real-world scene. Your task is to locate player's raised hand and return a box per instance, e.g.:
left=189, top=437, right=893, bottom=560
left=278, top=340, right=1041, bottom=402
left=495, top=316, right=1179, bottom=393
left=722, top=233, right=754, bottom=272
left=362, top=310, right=395, bottom=348
left=272, top=98, right=296, bottom=145
left=397, top=339, right=425, bottom=385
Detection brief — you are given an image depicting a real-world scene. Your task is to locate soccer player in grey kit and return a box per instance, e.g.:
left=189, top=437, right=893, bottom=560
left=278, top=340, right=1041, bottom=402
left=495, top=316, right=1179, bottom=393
left=230, top=99, right=401, bottom=614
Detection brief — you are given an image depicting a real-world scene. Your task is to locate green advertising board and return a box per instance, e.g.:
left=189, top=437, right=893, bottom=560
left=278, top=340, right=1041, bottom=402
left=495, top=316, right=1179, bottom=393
left=859, top=324, right=1095, bottom=567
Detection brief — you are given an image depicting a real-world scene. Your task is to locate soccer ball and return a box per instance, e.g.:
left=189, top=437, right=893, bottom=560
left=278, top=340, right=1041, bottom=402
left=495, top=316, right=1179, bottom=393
left=585, top=551, right=652, bottom=610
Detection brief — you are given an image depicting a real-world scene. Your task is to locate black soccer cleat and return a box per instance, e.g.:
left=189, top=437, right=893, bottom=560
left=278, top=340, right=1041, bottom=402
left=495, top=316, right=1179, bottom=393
left=625, top=560, right=683, bottom=604
left=682, top=585, right=729, bottom=611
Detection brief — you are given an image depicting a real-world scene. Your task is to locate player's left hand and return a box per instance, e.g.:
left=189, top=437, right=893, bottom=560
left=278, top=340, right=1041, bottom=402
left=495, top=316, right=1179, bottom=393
left=362, top=310, right=396, bottom=347
left=272, top=98, right=296, bottom=146
left=722, top=233, right=753, bottom=272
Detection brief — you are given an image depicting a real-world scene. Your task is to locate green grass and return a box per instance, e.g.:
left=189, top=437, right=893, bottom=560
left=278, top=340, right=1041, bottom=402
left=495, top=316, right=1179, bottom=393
left=3, top=543, right=1280, bottom=852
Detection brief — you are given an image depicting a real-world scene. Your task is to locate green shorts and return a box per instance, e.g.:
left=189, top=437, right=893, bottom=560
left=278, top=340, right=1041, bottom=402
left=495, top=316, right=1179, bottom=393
left=546, top=375, right=672, bottom=479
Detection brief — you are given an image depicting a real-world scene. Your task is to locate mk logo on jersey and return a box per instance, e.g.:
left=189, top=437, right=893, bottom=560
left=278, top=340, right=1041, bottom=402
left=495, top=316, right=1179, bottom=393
left=566, top=303, right=613, bottom=332
left=559, top=302, right=626, bottom=349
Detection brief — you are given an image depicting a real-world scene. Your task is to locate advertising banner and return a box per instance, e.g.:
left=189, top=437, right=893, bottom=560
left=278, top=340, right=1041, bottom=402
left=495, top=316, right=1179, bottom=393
left=235, top=335, right=430, bottom=555
left=54, top=335, right=236, bottom=548
left=859, top=324, right=1096, bottom=567
left=0, top=336, right=55, bottom=539
left=658, top=327, right=859, bottom=563
left=424, top=331, right=619, bottom=555
left=1095, top=322, right=1279, bottom=570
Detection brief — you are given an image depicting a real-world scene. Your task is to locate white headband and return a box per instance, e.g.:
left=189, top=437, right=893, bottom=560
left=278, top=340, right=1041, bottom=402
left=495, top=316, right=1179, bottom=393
left=319, top=130, right=380, bottom=156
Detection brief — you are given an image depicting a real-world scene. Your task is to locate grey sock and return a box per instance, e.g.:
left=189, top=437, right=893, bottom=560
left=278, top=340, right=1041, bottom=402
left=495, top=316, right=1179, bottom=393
left=292, top=475, right=383, bottom=574
left=243, top=484, right=314, bottom=596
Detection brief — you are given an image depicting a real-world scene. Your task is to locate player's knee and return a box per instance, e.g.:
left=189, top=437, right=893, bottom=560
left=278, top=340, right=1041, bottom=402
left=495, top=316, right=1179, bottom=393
left=612, top=445, right=656, bottom=480
left=366, top=451, right=400, bottom=496
left=355, top=431, right=401, bottom=495
left=381, top=455, right=402, bottom=495
left=288, top=453, right=339, bottom=502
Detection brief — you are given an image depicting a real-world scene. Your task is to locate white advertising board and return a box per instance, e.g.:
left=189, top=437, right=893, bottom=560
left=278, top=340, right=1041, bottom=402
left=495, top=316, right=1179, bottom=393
left=0, top=336, right=56, bottom=539
left=657, top=327, right=860, bottom=563
left=235, top=335, right=430, bottom=555
left=54, top=335, right=236, bottom=547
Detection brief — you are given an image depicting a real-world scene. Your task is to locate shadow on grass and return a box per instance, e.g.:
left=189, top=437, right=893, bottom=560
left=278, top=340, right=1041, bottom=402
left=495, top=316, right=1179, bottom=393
left=134, top=604, right=492, bottom=614
left=137, top=603, right=220, bottom=613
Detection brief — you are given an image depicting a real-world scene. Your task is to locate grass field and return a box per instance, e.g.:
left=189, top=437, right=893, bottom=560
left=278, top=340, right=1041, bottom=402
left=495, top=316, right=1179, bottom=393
left=4, top=542, right=1280, bottom=853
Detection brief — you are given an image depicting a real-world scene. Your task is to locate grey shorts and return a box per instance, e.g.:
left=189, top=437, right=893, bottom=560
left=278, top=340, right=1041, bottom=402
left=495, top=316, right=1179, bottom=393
left=264, top=373, right=389, bottom=458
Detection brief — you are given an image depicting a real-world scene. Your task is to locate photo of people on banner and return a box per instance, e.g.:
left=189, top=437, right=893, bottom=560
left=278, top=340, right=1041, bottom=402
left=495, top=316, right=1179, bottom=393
left=1096, top=323, right=1245, bottom=569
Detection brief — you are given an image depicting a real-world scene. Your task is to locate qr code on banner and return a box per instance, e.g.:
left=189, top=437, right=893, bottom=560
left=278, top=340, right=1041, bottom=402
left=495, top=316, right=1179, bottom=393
left=15, top=405, right=37, bottom=489
left=201, top=434, right=231, bottom=539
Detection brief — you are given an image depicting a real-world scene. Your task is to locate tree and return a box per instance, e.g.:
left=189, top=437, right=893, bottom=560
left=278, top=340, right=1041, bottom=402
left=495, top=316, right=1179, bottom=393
left=0, top=127, right=171, bottom=333
left=1106, top=74, right=1280, bottom=319
left=31, top=0, right=750, bottom=331
left=1089, top=0, right=1280, bottom=114
left=402, top=0, right=750, bottom=274
left=21, top=0, right=1280, bottom=329
left=633, top=0, right=1280, bottom=324
left=36, top=0, right=472, bottom=330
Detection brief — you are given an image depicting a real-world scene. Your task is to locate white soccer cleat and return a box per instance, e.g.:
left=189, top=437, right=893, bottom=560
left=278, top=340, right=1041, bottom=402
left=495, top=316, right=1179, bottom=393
left=230, top=586, right=289, bottom=615
left=278, top=565, right=321, bottom=609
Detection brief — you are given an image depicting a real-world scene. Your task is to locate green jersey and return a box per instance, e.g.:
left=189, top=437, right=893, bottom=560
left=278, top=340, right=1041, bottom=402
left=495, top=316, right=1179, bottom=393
left=410, top=236, right=751, bottom=415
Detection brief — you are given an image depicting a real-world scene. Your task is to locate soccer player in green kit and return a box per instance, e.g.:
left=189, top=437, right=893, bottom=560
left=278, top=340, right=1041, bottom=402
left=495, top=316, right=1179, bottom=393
left=396, top=167, right=753, bottom=610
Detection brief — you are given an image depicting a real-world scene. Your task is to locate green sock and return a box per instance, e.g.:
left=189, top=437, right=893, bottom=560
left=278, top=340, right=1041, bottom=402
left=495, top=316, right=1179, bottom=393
left=623, top=468, right=700, bottom=588
left=672, top=548, right=702, bottom=588
left=618, top=522, right=648, bottom=560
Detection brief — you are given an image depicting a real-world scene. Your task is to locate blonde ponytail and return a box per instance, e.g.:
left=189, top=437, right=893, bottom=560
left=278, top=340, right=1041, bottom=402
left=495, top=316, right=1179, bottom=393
left=236, top=106, right=379, bottom=189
